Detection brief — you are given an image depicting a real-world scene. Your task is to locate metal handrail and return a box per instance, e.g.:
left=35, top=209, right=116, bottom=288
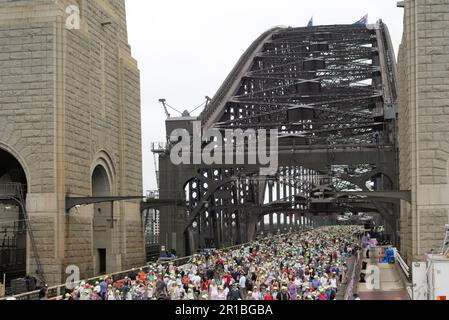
left=394, top=248, right=410, bottom=279
left=344, top=248, right=363, bottom=300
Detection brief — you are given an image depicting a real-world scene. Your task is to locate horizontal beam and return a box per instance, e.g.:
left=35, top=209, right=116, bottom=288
left=140, top=199, right=186, bottom=211
left=329, top=190, right=411, bottom=203
left=66, top=196, right=185, bottom=213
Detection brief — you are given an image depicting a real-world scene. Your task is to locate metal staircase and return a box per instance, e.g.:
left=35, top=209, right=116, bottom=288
left=15, top=186, right=46, bottom=285
left=1, top=183, right=46, bottom=285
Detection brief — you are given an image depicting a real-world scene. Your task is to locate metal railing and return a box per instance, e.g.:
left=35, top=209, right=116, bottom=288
left=0, top=183, right=26, bottom=198
left=151, top=142, right=167, bottom=153
left=393, top=248, right=410, bottom=279
left=343, top=250, right=363, bottom=300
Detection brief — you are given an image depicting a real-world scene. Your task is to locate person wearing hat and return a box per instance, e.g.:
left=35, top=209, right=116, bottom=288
left=113, top=290, right=121, bottom=300
left=311, top=275, right=321, bottom=290
left=137, top=269, right=147, bottom=282
left=178, top=291, right=186, bottom=301
left=330, top=273, right=338, bottom=293
left=226, top=283, right=242, bottom=300
left=174, top=282, right=185, bottom=300
left=287, top=280, right=297, bottom=300
left=80, top=289, right=91, bottom=301
left=181, top=273, right=190, bottom=291
left=167, top=274, right=175, bottom=289
left=186, top=288, right=195, bottom=300
left=192, top=281, right=201, bottom=299
left=155, top=275, right=168, bottom=300
left=238, top=273, right=247, bottom=297
left=216, top=285, right=226, bottom=300
left=271, top=284, right=279, bottom=300
left=277, top=286, right=290, bottom=300
left=320, top=273, right=329, bottom=287
left=263, top=288, right=274, bottom=301
left=90, top=286, right=101, bottom=301
left=39, top=284, right=49, bottom=300
left=104, top=284, right=114, bottom=300
left=145, top=283, right=154, bottom=300
left=251, top=286, right=261, bottom=300
left=318, top=287, right=327, bottom=301
left=209, top=279, right=218, bottom=300
left=168, top=282, right=177, bottom=300
left=98, top=277, right=107, bottom=300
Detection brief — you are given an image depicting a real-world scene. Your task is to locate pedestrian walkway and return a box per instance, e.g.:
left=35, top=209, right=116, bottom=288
left=357, top=247, right=410, bottom=300
left=7, top=226, right=362, bottom=300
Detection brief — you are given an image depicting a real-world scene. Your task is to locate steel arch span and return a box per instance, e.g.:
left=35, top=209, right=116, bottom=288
left=157, top=20, right=399, bottom=256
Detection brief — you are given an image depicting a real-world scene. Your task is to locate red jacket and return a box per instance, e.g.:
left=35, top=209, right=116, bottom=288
left=224, top=274, right=232, bottom=286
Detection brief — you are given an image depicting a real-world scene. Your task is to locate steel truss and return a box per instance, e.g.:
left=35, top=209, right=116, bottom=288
left=158, top=21, right=399, bottom=256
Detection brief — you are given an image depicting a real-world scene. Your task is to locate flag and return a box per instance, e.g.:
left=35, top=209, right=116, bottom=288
left=354, top=14, right=368, bottom=26
left=307, top=16, right=313, bottom=27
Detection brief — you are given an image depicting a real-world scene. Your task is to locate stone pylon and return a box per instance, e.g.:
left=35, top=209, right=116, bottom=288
left=398, top=0, right=449, bottom=264
left=0, top=0, right=144, bottom=285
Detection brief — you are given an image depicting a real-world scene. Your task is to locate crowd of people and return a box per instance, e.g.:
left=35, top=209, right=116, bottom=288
left=55, top=226, right=362, bottom=301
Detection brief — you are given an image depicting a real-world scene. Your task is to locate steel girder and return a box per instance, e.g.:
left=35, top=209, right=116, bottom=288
left=158, top=22, right=399, bottom=256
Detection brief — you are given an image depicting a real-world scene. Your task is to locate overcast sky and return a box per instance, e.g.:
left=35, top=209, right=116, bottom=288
left=124, top=0, right=404, bottom=192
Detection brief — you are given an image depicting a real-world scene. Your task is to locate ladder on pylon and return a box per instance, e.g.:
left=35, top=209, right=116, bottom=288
left=440, top=224, right=449, bottom=256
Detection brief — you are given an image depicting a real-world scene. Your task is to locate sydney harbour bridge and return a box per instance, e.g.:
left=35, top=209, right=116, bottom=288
left=4, top=0, right=449, bottom=301
left=156, top=21, right=401, bottom=257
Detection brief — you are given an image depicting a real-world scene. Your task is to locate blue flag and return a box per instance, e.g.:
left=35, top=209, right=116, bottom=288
left=307, top=16, right=314, bottom=27
left=354, top=14, right=368, bottom=25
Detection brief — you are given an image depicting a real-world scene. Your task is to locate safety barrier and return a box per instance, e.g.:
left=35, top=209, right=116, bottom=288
left=393, top=248, right=410, bottom=279
left=343, top=250, right=363, bottom=300
left=2, top=227, right=311, bottom=300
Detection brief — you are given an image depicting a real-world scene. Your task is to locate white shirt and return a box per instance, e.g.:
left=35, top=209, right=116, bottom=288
left=209, top=285, right=219, bottom=300
left=107, top=291, right=115, bottom=300
left=251, top=291, right=260, bottom=300
left=239, top=276, right=246, bottom=289
left=330, top=278, right=337, bottom=289
left=320, top=277, right=328, bottom=287
left=147, top=287, right=153, bottom=299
